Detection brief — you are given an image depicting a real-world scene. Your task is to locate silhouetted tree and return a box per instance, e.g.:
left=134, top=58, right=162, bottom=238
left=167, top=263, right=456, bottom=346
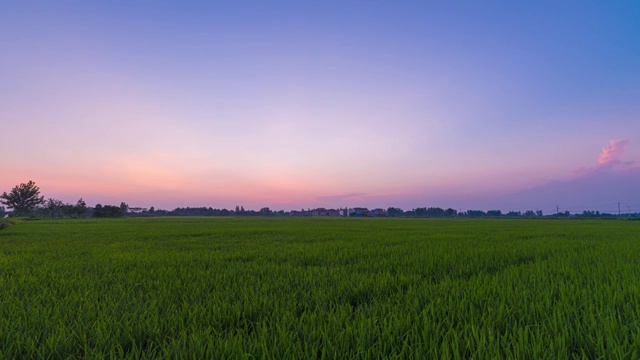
left=466, top=210, right=486, bottom=217
left=61, top=203, right=75, bottom=218
left=75, top=198, right=88, bottom=218
left=93, top=204, right=123, bottom=218
left=43, top=198, right=64, bottom=219
left=0, top=181, right=45, bottom=216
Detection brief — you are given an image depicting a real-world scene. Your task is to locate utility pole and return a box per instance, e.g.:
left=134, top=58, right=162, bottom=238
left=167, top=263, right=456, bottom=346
left=627, top=205, right=631, bottom=218
left=556, top=205, right=559, bottom=215
left=618, top=202, right=621, bottom=216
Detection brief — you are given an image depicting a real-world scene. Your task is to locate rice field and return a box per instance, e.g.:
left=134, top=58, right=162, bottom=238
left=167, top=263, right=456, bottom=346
left=0, top=217, right=639, bottom=358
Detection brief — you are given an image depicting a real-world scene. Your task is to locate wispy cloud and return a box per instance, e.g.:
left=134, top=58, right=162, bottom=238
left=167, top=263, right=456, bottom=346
left=575, top=139, right=633, bottom=175
left=498, top=139, right=640, bottom=212
left=598, top=139, right=629, bottom=165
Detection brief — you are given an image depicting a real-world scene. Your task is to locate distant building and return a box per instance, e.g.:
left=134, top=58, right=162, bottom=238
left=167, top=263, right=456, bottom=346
left=349, top=208, right=370, bottom=217
left=291, top=208, right=343, bottom=217
left=326, top=209, right=341, bottom=217
left=370, top=208, right=386, bottom=217
left=311, top=208, right=327, bottom=216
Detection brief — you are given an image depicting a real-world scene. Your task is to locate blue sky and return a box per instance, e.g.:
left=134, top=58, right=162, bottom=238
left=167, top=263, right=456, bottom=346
left=1, top=1, right=639, bottom=211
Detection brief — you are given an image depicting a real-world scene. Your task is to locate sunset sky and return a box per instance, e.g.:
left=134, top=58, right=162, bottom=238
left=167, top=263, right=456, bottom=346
left=2, top=1, right=639, bottom=212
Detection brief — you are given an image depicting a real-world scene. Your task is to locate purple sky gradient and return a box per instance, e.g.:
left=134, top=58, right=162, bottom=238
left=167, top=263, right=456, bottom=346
left=1, top=1, right=639, bottom=212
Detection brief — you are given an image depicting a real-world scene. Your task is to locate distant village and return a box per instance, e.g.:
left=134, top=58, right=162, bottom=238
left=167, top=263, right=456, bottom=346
left=1, top=179, right=637, bottom=220
left=289, top=208, right=386, bottom=217
left=4, top=202, right=638, bottom=219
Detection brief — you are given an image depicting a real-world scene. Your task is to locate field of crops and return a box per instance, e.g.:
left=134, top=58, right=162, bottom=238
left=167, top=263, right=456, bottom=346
left=0, top=217, right=639, bottom=358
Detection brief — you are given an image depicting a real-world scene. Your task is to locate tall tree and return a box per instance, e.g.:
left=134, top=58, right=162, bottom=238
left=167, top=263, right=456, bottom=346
left=43, top=198, right=64, bottom=219
left=0, top=181, right=45, bottom=216
left=61, top=203, right=75, bottom=218
left=75, top=198, right=88, bottom=218
left=119, top=202, right=129, bottom=215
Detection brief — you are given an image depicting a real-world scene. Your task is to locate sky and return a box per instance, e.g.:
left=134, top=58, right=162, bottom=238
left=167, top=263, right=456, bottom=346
left=1, top=1, right=639, bottom=212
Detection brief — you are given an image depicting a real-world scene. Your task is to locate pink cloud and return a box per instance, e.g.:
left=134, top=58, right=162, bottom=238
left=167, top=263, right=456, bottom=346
left=598, top=139, right=629, bottom=165
left=573, top=139, right=634, bottom=176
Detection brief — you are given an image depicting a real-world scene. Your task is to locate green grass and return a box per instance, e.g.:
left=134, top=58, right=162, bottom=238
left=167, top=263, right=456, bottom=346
left=1, top=217, right=639, bottom=358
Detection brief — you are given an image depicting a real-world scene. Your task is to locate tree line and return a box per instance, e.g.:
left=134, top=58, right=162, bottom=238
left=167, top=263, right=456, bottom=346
left=387, top=208, right=544, bottom=218
left=1, top=181, right=636, bottom=219
left=0, top=181, right=108, bottom=218
left=0, top=181, right=289, bottom=218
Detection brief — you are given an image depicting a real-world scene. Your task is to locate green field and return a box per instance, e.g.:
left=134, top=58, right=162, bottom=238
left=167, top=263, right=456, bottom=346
left=1, top=217, right=639, bottom=358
